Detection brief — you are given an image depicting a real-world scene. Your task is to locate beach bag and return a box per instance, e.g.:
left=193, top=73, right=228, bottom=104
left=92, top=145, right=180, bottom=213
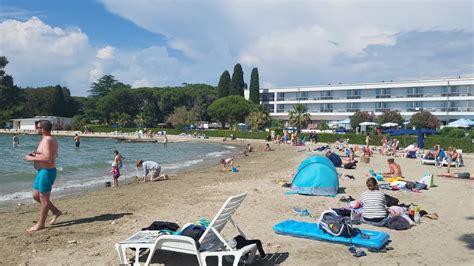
left=344, top=162, right=357, bottom=169
left=386, top=216, right=412, bottom=230
left=142, top=221, right=180, bottom=231
left=385, top=194, right=399, bottom=207
left=180, top=224, right=206, bottom=247
left=407, top=151, right=417, bottom=158
left=319, top=210, right=354, bottom=237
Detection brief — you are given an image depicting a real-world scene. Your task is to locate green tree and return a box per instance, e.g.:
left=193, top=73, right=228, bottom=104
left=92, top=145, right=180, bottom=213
left=229, top=63, right=245, bottom=96
left=166, top=106, right=197, bottom=128
left=271, top=119, right=284, bottom=128
left=249, top=67, right=260, bottom=104
left=117, top=113, right=132, bottom=127
left=207, top=95, right=252, bottom=128
left=376, top=110, right=404, bottom=126
left=317, top=120, right=330, bottom=130
left=96, top=87, right=137, bottom=123
left=88, top=75, right=130, bottom=98
left=248, top=105, right=270, bottom=130
left=217, top=70, right=231, bottom=98
left=350, top=111, right=376, bottom=130
left=135, top=113, right=146, bottom=128
left=288, top=104, right=311, bottom=129
left=0, top=56, right=25, bottom=126
left=410, top=111, right=439, bottom=129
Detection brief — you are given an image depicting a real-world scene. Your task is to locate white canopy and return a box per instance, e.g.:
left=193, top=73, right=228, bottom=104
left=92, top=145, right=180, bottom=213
left=381, top=122, right=399, bottom=127
left=359, top=121, right=379, bottom=126
left=446, top=118, right=474, bottom=128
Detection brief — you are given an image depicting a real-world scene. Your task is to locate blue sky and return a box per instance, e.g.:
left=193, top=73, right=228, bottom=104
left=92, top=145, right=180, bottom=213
left=0, top=0, right=473, bottom=96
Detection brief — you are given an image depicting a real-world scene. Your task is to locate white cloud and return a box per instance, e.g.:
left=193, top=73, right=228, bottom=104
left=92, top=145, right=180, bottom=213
left=1, top=1, right=473, bottom=96
left=96, top=46, right=115, bottom=59
left=100, top=0, right=473, bottom=87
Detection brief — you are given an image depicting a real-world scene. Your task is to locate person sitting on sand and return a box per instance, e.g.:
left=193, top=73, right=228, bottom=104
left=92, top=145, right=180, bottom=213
left=325, top=150, right=356, bottom=168
left=360, top=177, right=387, bottom=223
left=136, top=160, right=168, bottom=182
left=246, top=143, right=253, bottom=153
left=437, top=172, right=472, bottom=180
left=263, top=143, right=272, bottom=151
left=220, top=157, right=234, bottom=171
left=382, top=158, right=403, bottom=178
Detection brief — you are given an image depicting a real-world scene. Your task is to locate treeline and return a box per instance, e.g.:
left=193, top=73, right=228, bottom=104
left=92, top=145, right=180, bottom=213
left=0, top=56, right=266, bottom=130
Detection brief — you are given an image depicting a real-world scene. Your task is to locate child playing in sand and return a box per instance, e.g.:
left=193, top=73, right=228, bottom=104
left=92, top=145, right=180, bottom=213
left=220, top=157, right=234, bottom=171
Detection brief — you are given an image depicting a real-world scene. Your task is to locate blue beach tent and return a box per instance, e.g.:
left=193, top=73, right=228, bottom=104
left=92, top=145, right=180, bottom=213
left=290, top=156, right=339, bottom=196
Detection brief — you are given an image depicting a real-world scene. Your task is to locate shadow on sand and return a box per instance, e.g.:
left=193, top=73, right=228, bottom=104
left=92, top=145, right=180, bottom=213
left=51, top=212, right=132, bottom=228
left=140, top=250, right=289, bottom=265
left=459, top=233, right=474, bottom=250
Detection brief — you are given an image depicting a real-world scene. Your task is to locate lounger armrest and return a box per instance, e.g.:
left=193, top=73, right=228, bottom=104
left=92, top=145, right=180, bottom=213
left=155, top=235, right=200, bottom=255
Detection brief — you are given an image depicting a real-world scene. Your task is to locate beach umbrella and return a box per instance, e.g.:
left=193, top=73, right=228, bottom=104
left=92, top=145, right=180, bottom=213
left=359, top=121, right=379, bottom=126
left=381, top=122, right=399, bottom=127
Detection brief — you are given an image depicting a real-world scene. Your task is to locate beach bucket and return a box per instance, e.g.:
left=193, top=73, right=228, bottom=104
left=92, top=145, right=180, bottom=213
left=376, top=174, right=383, bottom=181
left=231, top=167, right=238, bottom=172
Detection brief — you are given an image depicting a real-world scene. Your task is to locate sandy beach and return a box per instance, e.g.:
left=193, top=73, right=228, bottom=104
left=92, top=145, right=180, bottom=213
left=0, top=135, right=473, bottom=265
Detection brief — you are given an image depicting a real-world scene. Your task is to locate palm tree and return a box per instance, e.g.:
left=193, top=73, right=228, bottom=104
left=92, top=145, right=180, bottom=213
left=135, top=113, right=146, bottom=128
left=288, top=104, right=311, bottom=129
left=248, top=108, right=270, bottom=131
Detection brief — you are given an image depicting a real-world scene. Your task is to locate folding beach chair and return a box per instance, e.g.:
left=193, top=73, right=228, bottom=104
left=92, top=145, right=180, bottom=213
left=115, top=193, right=257, bottom=266
left=440, top=149, right=463, bottom=168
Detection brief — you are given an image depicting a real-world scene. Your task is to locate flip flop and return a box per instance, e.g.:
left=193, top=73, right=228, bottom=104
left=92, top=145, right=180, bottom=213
left=348, top=245, right=366, bottom=257
left=424, top=213, right=439, bottom=219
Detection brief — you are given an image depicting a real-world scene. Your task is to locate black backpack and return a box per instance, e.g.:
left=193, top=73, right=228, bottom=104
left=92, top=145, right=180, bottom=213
left=318, top=210, right=355, bottom=237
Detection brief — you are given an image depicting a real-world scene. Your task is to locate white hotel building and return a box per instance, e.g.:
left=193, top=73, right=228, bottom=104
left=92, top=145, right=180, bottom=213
left=260, top=77, right=474, bottom=127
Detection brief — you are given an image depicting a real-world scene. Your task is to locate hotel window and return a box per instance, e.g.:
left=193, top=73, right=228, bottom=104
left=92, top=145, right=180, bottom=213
left=448, top=86, right=459, bottom=96
left=277, top=92, right=285, bottom=101
left=375, top=102, right=389, bottom=112
left=346, top=103, right=360, bottom=112
left=407, top=102, right=423, bottom=112
left=347, top=90, right=361, bottom=99
left=407, top=87, right=423, bottom=98
left=277, top=104, right=285, bottom=113
left=320, top=103, right=333, bottom=112
left=261, top=92, right=274, bottom=102
left=297, top=91, right=308, bottom=101
left=321, top=91, right=333, bottom=100
left=376, top=88, right=391, bottom=98
left=263, top=104, right=274, bottom=113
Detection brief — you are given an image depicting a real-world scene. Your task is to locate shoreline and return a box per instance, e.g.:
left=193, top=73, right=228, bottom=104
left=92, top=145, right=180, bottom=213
left=0, top=136, right=244, bottom=209
left=0, top=138, right=472, bottom=265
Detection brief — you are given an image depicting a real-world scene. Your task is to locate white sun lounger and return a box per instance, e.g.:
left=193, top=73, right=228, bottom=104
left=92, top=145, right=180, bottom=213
left=115, top=193, right=257, bottom=266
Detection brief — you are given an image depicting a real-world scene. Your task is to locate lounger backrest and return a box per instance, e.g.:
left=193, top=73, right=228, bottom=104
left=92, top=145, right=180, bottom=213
left=199, top=193, right=247, bottom=247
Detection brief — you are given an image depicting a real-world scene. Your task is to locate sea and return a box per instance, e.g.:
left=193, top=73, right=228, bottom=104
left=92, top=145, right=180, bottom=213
left=0, top=134, right=236, bottom=206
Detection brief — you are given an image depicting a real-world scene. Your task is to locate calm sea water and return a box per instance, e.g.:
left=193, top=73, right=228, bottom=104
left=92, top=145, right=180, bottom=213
left=0, top=134, right=235, bottom=205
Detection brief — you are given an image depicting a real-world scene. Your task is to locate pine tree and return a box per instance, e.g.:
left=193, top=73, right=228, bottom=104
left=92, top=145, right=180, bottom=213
left=249, top=67, right=260, bottom=104
left=217, top=70, right=231, bottom=98
left=229, top=63, right=245, bottom=96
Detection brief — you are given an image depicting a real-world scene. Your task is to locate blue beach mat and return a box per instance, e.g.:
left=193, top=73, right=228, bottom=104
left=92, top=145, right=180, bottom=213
left=273, top=220, right=390, bottom=250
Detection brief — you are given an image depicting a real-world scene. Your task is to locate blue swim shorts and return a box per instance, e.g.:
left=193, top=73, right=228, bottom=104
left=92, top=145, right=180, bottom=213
left=33, top=168, right=57, bottom=193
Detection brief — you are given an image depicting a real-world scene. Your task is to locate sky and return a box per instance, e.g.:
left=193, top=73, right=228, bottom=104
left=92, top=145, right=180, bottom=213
left=0, top=0, right=473, bottom=96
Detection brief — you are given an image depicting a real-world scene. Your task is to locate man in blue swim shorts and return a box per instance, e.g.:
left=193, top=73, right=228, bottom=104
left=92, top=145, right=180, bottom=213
left=24, top=120, right=63, bottom=232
